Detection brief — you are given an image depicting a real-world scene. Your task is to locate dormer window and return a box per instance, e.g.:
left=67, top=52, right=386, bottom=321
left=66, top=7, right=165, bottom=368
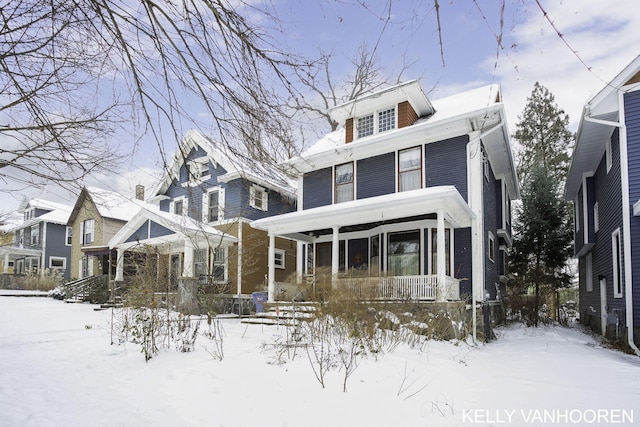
left=187, top=157, right=210, bottom=181
left=355, top=106, right=396, bottom=139
left=378, top=107, right=396, bottom=132
left=357, top=114, right=374, bottom=138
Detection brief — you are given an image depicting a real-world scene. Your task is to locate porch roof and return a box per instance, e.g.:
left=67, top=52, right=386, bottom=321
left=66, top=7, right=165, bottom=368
left=109, top=205, right=237, bottom=252
left=0, top=246, right=41, bottom=259
left=251, top=186, right=474, bottom=241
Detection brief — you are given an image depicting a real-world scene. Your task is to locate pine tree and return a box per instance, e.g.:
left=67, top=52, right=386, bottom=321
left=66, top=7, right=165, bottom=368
left=510, top=164, right=573, bottom=326
left=510, top=82, right=574, bottom=325
left=514, top=82, right=574, bottom=186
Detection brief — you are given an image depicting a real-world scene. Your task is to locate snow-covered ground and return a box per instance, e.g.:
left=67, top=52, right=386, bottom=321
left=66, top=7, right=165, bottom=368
left=1, top=294, right=639, bottom=427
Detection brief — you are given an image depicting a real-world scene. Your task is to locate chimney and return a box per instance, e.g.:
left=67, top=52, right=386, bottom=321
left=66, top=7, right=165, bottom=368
left=135, top=185, right=145, bottom=201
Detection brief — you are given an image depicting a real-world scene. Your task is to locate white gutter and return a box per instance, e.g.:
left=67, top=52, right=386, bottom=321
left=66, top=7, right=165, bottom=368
left=615, top=91, right=640, bottom=356
left=40, top=221, right=47, bottom=277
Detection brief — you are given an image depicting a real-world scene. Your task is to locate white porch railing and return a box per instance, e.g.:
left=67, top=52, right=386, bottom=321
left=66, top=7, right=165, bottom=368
left=338, top=275, right=460, bottom=301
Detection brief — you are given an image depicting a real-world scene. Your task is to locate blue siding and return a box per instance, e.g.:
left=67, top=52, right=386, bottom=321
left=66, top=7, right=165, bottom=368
left=574, top=183, right=585, bottom=252
left=357, top=153, right=395, bottom=199
left=425, top=135, right=469, bottom=201
left=624, top=90, right=640, bottom=329
left=585, top=128, right=625, bottom=329
left=126, top=221, right=149, bottom=243
left=303, top=168, right=332, bottom=209
left=482, top=151, right=499, bottom=299
left=44, top=223, right=71, bottom=279
left=150, top=221, right=173, bottom=239
left=455, top=228, right=472, bottom=298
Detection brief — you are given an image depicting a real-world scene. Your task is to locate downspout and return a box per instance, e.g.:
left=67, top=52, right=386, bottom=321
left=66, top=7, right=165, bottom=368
left=616, top=92, right=640, bottom=356
left=585, top=99, right=640, bottom=356
left=237, top=221, right=243, bottom=315
left=40, top=221, right=47, bottom=277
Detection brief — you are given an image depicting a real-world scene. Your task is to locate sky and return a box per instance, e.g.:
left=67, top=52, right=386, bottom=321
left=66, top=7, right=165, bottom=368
left=2, top=294, right=640, bottom=426
left=2, top=0, right=640, bottom=214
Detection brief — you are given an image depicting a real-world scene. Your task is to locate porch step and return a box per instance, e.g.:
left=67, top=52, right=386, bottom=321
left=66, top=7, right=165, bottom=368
left=240, top=302, right=318, bottom=326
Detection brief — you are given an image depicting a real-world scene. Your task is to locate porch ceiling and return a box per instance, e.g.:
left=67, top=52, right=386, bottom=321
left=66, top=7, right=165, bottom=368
left=252, top=186, right=474, bottom=239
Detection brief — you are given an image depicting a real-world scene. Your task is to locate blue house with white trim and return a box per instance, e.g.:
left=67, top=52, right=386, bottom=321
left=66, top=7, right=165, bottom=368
left=109, top=130, right=297, bottom=308
left=252, top=80, right=519, bottom=338
left=564, top=55, right=640, bottom=353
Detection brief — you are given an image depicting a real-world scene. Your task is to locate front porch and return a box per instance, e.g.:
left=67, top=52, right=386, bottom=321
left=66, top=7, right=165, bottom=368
left=275, top=274, right=460, bottom=302
left=253, top=186, right=476, bottom=303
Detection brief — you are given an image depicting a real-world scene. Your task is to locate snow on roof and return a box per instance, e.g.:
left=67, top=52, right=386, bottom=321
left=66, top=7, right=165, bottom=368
left=301, top=84, right=502, bottom=157
left=427, top=84, right=501, bottom=123
left=0, top=210, right=24, bottom=233
left=152, top=130, right=296, bottom=198
left=85, top=186, right=145, bottom=222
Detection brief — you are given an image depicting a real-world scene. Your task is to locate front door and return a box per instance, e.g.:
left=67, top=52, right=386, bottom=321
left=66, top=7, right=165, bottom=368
left=600, top=278, right=607, bottom=336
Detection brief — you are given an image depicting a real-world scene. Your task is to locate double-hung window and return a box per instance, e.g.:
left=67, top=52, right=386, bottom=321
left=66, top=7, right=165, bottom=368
left=30, top=225, right=40, bottom=245
left=398, top=147, right=422, bottom=191
left=82, top=219, right=95, bottom=245
left=250, top=184, right=268, bottom=211
left=203, top=188, right=224, bottom=222
left=335, top=162, right=354, bottom=203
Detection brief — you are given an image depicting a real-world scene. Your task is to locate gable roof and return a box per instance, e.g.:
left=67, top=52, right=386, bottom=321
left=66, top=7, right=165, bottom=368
left=5, top=198, right=73, bottom=230
left=564, top=55, right=640, bottom=199
left=293, top=84, right=519, bottom=199
left=151, top=129, right=296, bottom=199
left=68, top=186, right=144, bottom=225
left=108, top=204, right=237, bottom=250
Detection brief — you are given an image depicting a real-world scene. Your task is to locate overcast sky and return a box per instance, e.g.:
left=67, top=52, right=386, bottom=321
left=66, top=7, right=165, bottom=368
left=2, top=0, right=639, bottom=214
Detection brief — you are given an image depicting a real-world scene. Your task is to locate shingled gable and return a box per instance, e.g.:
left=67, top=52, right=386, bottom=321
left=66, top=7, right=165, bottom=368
left=150, top=129, right=295, bottom=202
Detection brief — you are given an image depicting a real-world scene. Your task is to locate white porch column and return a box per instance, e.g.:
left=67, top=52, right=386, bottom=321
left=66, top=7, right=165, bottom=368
left=115, top=248, right=125, bottom=281
left=296, top=241, right=304, bottom=283
left=183, top=239, right=194, bottom=277
left=3, top=253, right=9, bottom=273
left=331, top=226, right=339, bottom=288
left=268, top=233, right=276, bottom=302
left=437, top=210, right=446, bottom=302
left=237, top=221, right=243, bottom=296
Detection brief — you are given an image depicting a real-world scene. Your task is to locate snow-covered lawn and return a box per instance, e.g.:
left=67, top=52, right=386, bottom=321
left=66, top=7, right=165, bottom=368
left=1, top=295, right=639, bottom=426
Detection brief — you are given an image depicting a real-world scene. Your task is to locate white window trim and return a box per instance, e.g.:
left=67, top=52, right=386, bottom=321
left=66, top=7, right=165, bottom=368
left=274, top=249, right=285, bottom=269
left=594, top=202, right=599, bottom=233
left=574, top=196, right=580, bottom=232
left=249, top=184, right=268, bottom=211
left=202, top=187, right=225, bottom=223
left=355, top=105, right=397, bottom=139
left=606, top=136, right=612, bottom=173
left=66, top=226, right=73, bottom=246
left=585, top=252, right=593, bottom=292
left=488, top=232, right=496, bottom=263
left=612, top=228, right=623, bottom=298
left=183, top=156, right=211, bottom=185
left=49, top=256, right=66, bottom=270
left=334, top=162, right=355, bottom=203
left=397, top=146, right=423, bottom=192
left=170, top=197, right=188, bottom=216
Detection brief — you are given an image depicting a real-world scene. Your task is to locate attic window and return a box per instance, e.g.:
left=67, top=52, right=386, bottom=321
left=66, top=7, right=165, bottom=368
left=355, top=106, right=396, bottom=139
left=188, top=157, right=210, bottom=181
left=357, top=114, right=374, bottom=138
left=378, top=107, right=396, bottom=132
left=250, top=184, right=268, bottom=211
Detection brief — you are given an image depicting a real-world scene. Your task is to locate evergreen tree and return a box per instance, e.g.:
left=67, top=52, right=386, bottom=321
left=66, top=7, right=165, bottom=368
left=510, top=82, right=574, bottom=325
left=514, top=82, right=574, bottom=186
left=510, top=164, right=573, bottom=326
